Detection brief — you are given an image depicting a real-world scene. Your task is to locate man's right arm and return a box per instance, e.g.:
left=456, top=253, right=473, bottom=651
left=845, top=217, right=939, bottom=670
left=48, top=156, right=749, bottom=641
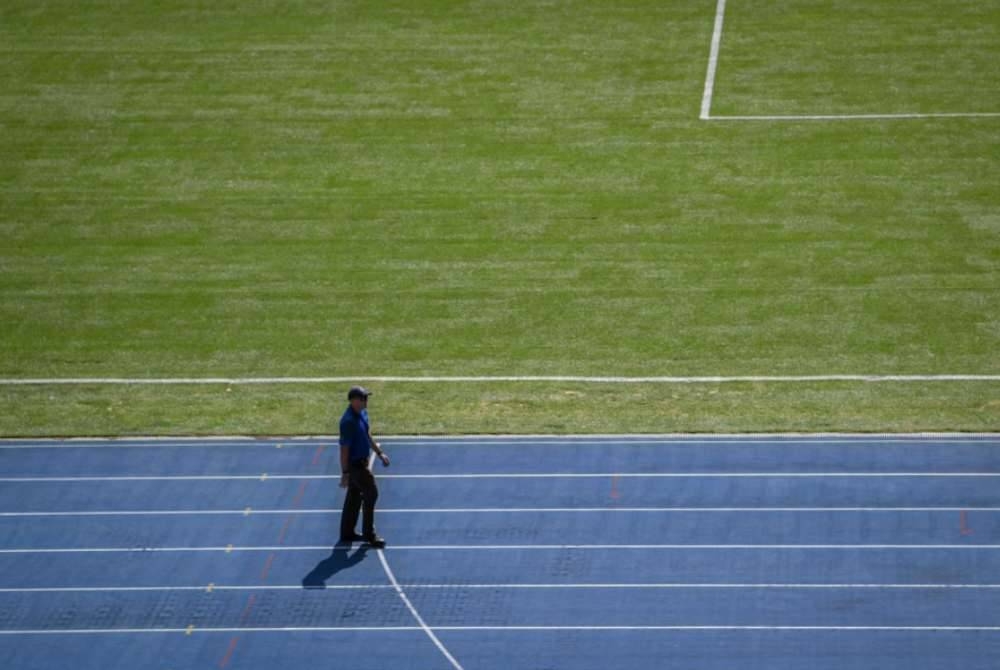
left=339, top=445, right=350, bottom=488
left=339, top=418, right=351, bottom=488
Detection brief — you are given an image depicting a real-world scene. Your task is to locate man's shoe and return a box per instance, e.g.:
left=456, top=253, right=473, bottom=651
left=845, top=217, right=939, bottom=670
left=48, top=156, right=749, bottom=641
left=364, top=535, right=386, bottom=548
left=338, top=532, right=365, bottom=544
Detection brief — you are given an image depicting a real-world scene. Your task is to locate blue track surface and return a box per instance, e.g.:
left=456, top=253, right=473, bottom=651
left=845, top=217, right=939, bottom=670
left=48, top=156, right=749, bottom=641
left=0, top=435, right=998, bottom=669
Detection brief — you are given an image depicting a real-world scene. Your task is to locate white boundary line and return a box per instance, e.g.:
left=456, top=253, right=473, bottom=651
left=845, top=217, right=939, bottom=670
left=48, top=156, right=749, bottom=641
left=384, top=433, right=1000, bottom=440
left=377, top=549, right=465, bottom=670
left=698, top=1, right=1000, bottom=121
left=2, top=434, right=997, bottom=448
left=1, top=544, right=998, bottom=554
left=709, top=113, right=1000, bottom=121
left=2, top=507, right=999, bottom=518
left=2, top=437, right=998, bottom=450
left=700, top=0, right=727, bottom=119
left=5, top=432, right=1000, bottom=439
left=0, top=626, right=421, bottom=635
left=3, top=582, right=999, bottom=593
left=4, top=374, right=999, bottom=385
left=1, top=625, right=999, bottom=635
left=2, top=471, right=998, bottom=482
left=430, top=625, right=1000, bottom=632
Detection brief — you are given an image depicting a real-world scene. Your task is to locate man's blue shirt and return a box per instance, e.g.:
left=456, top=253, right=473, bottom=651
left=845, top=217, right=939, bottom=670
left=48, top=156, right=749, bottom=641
left=340, top=406, right=371, bottom=462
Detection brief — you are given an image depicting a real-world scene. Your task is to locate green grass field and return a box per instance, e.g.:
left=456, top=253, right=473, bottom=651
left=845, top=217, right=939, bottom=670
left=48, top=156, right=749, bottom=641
left=1, top=1, right=998, bottom=435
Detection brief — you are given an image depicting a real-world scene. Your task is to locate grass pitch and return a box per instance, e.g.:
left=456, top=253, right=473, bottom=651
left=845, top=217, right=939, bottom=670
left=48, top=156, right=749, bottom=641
left=1, top=1, right=998, bottom=435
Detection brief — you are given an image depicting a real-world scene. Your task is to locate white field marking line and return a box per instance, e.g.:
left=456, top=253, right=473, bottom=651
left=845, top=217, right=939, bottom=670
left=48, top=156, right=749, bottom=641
left=3, top=583, right=1000, bottom=593
left=4, top=375, right=1000, bottom=385
left=2, top=625, right=1000, bottom=635
left=708, top=113, right=1000, bottom=121
left=700, top=0, right=727, bottom=119
left=377, top=549, right=465, bottom=670
left=2, top=472, right=999, bottom=482
left=695, top=0, right=999, bottom=123
left=3, top=434, right=999, bottom=448
left=3, top=507, right=1000, bottom=518
left=2, top=544, right=999, bottom=554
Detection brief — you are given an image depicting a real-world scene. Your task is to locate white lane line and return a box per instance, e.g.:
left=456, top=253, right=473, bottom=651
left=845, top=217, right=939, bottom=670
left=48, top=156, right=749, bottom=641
left=708, top=113, right=1000, bottom=121
left=1, top=544, right=998, bottom=554
left=350, top=507, right=1000, bottom=514
left=1, top=625, right=999, bottom=635
left=3, top=472, right=999, bottom=482
left=2, top=583, right=999, bottom=593
left=0, top=441, right=319, bottom=449
left=381, top=544, right=1000, bottom=550
left=377, top=549, right=465, bottom=670
left=0, top=626, right=420, bottom=635
left=367, top=472, right=1000, bottom=478
left=2, top=375, right=999, bottom=385
left=2, top=507, right=999, bottom=517
left=0, top=546, right=333, bottom=553
left=433, top=625, right=1000, bottom=631
left=384, top=433, right=1000, bottom=439
left=0, top=585, right=387, bottom=592
left=700, top=0, right=728, bottom=119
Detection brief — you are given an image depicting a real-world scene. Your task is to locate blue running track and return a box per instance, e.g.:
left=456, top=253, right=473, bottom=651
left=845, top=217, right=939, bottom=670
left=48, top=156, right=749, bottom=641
left=0, top=435, right=998, bottom=669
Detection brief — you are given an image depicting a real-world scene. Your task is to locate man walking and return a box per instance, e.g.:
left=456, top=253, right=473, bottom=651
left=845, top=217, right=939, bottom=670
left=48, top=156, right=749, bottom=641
left=339, top=386, right=390, bottom=548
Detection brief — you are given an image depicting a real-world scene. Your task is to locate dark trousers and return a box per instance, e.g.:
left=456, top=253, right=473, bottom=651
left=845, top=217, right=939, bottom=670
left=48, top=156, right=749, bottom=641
left=340, top=461, right=379, bottom=539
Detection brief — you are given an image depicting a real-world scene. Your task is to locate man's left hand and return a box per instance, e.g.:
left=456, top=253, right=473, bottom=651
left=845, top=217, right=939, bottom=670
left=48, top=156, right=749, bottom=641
left=378, top=452, right=390, bottom=467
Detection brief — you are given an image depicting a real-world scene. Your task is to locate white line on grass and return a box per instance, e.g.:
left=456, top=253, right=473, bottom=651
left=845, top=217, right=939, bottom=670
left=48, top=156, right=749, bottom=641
left=2, top=435, right=997, bottom=448
left=2, top=375, right=999, bottom=385
left=708, top=113, right=1000, bottom=121
left=377, top=549, right=465, bottom=670
left=695, top=0, right=1000, bottom=122
left=1, top=472, right=997, bottom=482
left=1, top=625, right=999, bottom=635
left=700, top=0, right=728, bottom=119
left=1, top=544, right=997, bottom=554
left=2, top=507, right=999, bottom=517
left=2, top=583, right=999, bottom=593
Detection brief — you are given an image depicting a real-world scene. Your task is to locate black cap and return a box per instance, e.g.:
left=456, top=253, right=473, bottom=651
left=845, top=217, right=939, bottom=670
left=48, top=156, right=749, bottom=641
left=347, top=386, right=372, bottom=400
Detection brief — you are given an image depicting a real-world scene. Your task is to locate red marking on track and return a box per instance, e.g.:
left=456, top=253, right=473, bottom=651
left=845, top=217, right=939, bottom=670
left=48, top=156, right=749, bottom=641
left=610, top=475, right=621, bottom=500
left=238, top=594, right=257, bottom=624
left=291, top=481, right=309, bottom=508
left=218, top=636, right=239, bottom=668
left=276, top=516, right=293, bottom=545
left=215, top=448, right=322, bottom=665
left=961, top=510, right=973, bottom=536
left=311, top=445, right=326, bottom=466
left=259, top=553, right=276, bottom=581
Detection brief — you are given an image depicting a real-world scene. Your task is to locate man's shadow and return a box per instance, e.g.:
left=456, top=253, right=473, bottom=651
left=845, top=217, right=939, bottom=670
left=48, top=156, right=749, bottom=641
left=302, top=542, right=370, bottom=589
